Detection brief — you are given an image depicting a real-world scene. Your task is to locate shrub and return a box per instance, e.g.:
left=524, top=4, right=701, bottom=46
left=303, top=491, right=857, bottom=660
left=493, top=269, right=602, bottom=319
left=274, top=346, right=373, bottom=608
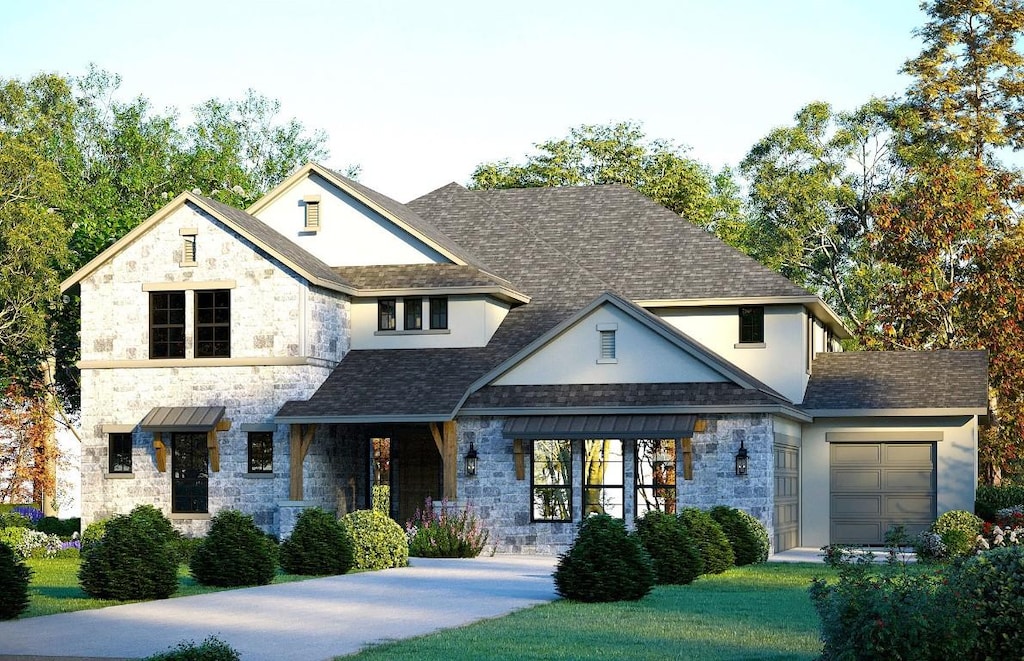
left=0, top=527, right=64, bottom=559
left=0, top=542, right=32, bottom=620
left=994, top=505, right=1024, bottom=529
left=12, top=506, right=42, bottom=526
left=554, top=513, right=654, bottom=602
left=279, top=507, right=353, bottom=575
left=914, top=530, right=949, bottom=562
left=36, top=516, right=81, bottom=538
left=81, top=518, right=109, bottom=552
left=0, top=511, right=31, bottom=529
left=810, top=553, right=974, bottom=660
left=976, top=484, right=1024, bottom=521
left=406, top=499, right=490, bottom=558
left=678, top=507, right=734, bottom=574
left=129, top=505, right=180, bottom=546
left=953, top=545, right=1024, bottom=653
left=78, top=512, right=178, bottom=600
left=142, top=636, right=240, bottom=661
left=189, top=510, right=277, bottom=587
left=341, top=509, right=408, bottom=570
left=708, top=506, right=769, bottom=566
left=634, top=510, right=701, bottom=585
left=931, top=509, right=982, bottom=557
left=371, top=485, right=390, bottom=514
left=173, top=537, right=204, bottom=566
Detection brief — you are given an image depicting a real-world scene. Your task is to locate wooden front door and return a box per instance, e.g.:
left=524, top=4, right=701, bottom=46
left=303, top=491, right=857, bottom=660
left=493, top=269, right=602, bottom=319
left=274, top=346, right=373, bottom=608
left=393, top=431, right=442, bottom=526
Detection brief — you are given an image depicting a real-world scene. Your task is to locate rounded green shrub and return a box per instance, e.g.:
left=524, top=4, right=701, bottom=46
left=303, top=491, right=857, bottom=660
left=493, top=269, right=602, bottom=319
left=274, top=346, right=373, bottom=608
left=36, top=516, right=81, bottom=538
left=0, top=541, right=32, bottom=620
left=953, top=545, right=1024, bottom=653
left=280, top=508, right=354, bottom=576
left=932, top=509, right=982, bottom=557
left=128, top=505, right=180, bottom=545
left=78, top=512, right=178, bottom=600
left=81, top=518, right=110, bottom=553
left=371, top=485, right=390, bottom=514
left=142, top=635, right=240, bottom=661
left=0, top=511, right=31, bottom=529
left=709, top=506, right=770, bottom=566
left=678, top=507, right=734, bottom=574
left=341, top=509, right=408, bottom=570
left=554, top=513, right=654, bottom=602
left=189, top=510, right=277, bottom=587
left=635, top=510, right=701, bottom=584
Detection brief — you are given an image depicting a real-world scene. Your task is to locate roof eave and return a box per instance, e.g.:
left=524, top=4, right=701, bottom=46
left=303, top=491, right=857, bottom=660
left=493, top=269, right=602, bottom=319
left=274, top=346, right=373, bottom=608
left=459, top=404, right=813, bottom=422
left=354, top=285, right=530, bottom=304
left=274, top=413, right=454, bottom=424
left=803, top=407, right=987, bottom=418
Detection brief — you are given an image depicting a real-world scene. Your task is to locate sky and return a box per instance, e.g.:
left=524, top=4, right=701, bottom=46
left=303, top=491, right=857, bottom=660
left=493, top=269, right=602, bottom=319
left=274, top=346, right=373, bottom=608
left=2, top=0, right=926, bottom=202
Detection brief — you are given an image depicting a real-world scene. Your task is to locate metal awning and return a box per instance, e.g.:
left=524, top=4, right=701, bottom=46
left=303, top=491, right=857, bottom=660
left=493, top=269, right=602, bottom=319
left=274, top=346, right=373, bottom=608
left=502, top=414, right=697, bottom=440
left=140, top=406, right=225, bottom=432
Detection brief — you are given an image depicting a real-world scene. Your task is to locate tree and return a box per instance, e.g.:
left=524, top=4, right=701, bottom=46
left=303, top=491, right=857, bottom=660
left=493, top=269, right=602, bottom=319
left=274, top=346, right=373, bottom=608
left=469, top=121, right=745, bottom=240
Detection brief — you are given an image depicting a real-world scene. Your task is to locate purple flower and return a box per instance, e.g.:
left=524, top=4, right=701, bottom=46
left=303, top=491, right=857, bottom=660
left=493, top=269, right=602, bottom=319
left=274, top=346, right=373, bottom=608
left=13, top=506, right=43, bottom=524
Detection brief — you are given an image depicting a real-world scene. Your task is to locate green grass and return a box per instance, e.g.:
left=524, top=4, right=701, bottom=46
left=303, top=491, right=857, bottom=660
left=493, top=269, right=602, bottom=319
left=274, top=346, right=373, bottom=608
left=341, top=563, right=828, bottom=660
left=23, top=557, right=311, bottom=618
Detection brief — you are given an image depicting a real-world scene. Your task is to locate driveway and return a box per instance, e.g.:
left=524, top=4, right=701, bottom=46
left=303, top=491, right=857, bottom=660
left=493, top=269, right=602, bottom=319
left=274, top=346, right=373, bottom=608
left=0, top=555, right=559, bottom=661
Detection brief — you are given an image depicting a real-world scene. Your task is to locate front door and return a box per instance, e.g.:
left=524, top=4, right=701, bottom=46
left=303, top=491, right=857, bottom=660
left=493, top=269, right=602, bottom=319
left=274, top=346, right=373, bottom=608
left=172, top=432, right=209, bottom=513
left=393, top=431, right=442, bottom=526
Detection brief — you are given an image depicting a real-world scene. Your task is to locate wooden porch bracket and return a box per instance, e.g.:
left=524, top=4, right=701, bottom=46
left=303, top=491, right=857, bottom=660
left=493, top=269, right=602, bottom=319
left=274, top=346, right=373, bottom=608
left=206, top=418, right=231, bottom=473
left=513, top=439, right=525, bottom=480
left=693, top=419, right=707, bottom=434
left=429, top=421, right=459, bottom=501
left=289, top=424, right=317, bottom=500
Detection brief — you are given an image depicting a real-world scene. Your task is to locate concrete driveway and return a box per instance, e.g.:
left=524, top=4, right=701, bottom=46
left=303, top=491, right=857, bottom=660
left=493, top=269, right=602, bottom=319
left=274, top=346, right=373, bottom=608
left=0, top=555, right=558, bottom=661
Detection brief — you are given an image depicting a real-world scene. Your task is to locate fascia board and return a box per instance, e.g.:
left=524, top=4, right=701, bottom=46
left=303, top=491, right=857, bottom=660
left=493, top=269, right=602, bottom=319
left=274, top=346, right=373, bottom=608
left=354, top=285, right=530, bottom=304
left=458, top=404, right=814, bottom=422
left=274, top=414, right=453, bottom=424
left=803, top=407, right=987, bottom=417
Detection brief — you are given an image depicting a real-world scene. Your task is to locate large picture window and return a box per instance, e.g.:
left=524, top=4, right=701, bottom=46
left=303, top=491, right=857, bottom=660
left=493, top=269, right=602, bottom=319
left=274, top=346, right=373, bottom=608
left=583, top=439, right=623, bottom=518
left=195, top=289, right=230, bottom=358
left=532, top=439, right=572, bottom=521
left=108, top=433, right=133, bottom=474
left=247, top=431, right=273, bottom=474
left=636, top=439, right=677, bottom=516
left=150, top=291, right=186, bottom=358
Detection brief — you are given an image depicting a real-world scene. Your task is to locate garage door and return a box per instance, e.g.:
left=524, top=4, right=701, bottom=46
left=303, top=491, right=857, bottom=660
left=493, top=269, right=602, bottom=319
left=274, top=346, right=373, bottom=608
left=831, top=442, right=935, bottom=545
left=773, top=443, right=799, bottom=552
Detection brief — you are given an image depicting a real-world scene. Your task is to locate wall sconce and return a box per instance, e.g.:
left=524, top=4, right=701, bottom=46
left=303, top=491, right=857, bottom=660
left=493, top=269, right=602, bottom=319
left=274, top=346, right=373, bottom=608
left=735, top=439, right=748, bottom=476
left=465, top=442, right=478, bottom=476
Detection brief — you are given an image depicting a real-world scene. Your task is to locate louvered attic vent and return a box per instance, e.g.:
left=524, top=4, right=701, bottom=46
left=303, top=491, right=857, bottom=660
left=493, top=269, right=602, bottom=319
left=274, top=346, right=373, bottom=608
left=304, top=195, right=321, bottom=231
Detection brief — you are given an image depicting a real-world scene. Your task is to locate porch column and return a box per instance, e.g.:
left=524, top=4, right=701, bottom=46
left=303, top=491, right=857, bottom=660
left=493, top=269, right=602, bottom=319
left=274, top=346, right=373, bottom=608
left=288, top=423, right=317, bottom=500
left=429, top=420, right=458, bottom=501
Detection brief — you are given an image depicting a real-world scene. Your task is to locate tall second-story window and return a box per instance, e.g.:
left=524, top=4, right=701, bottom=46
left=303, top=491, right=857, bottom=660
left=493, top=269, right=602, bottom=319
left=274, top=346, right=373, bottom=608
left=404, top=298, right=422, bottom=330
left=378, top=298, right=397, bottom=331
left=150, top=291, right=186, bottom=358
left=195, top=289, right=231, bottom=358
left=738, top=306, right=764, bottom=344
left=429, top=297, right=448, bottom=330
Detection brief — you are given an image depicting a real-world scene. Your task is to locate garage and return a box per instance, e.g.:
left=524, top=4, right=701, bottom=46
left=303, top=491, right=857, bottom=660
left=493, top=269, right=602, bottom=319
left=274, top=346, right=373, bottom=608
left=830, top=442, right=936, bottom=545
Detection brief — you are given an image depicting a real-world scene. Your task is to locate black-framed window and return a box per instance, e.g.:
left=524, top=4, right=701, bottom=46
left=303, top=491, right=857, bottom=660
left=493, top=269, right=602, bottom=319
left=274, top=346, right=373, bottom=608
left=404, top=297, right=422, bottom=330
left=429, top=297, right=448, bottom=330
left=150, top=291, right=186, bottom=358
left=532, top=439, right=572, bottom=521
left=247, top=432, right=273, bottom=474
left=108, top=433, right=133, bottom=474
left=739, top=306, right=765, bottom=344
left=378, top=298, right=396, bottom=331
left=195, top=289, right=230, bottom=358
left=171, top=432, right=208, bottom=514
left=636, top=439, right=677, bottom=516
left=583, top=439, right=623, bottom=518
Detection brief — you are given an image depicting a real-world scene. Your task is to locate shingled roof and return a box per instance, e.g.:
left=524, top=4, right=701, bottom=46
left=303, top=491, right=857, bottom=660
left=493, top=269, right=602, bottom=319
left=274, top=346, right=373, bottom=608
left=331, top=264, right=519, bottom=291
left=801, top=350, right=988, bottom=412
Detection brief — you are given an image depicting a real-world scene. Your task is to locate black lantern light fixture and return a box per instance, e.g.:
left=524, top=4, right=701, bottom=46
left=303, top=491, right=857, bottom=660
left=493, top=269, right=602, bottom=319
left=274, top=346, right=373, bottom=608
left=734, top=439, right=748, bottom=477
left=465, top=442, right=479, bottom=476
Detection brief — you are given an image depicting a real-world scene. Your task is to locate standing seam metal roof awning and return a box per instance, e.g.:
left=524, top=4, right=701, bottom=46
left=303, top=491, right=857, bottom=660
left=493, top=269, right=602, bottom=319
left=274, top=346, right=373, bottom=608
left=139, top=406, right=225, bottom=432
left=502, top=414, right=697, bottom=439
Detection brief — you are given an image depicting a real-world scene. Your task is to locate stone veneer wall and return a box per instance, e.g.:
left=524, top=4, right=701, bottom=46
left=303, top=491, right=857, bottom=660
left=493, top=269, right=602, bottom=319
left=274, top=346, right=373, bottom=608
left=455, top=413, right=776, bottom=555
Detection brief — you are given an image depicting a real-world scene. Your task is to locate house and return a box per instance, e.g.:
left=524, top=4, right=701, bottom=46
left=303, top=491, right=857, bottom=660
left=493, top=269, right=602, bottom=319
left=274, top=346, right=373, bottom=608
left=61, top=163, right=988, bottom=553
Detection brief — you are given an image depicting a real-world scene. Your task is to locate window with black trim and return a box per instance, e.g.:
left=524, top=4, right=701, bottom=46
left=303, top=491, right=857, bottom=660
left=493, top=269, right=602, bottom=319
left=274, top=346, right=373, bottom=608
left=636, top=439, right=677, bottom=516
left=378, top=298, right=396, bottom=331
left=739, top=306, right=765, bottom=344
left=532, top=439, right=572, bottom=521
left=247, top=431, right=273, bottom=474
left=583, top=439, right=623, bottom=518
left=108, top=433, right=133, bottom=474
left=195, top=289, right=230, bottom=358
left=150, top=291, right=186, bottom=358
left=429, top=297, right=448, bottom=330
left=404, top=297, right=422, bottom=330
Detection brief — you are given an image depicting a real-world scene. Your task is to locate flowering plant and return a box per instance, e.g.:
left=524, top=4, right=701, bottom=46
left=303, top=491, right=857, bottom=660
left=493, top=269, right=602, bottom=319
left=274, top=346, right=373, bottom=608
left=12, top=506, right=43, bottom=525
left=406, top=498, right=490, bottom=558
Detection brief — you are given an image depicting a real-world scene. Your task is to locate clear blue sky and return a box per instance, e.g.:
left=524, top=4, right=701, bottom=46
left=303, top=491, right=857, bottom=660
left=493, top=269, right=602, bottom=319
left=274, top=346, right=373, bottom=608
left=2, top=0, right=924, bottom=201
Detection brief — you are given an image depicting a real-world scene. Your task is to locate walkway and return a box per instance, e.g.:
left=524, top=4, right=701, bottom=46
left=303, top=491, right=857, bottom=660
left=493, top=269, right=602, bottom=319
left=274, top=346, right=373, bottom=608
left=0, top=555, right=558, bottom=661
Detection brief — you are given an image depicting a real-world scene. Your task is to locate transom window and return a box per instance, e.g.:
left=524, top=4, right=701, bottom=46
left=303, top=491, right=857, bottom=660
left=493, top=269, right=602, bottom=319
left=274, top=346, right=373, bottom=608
left=532, top=439, right=572, bottom=521
left=429, top=297, right=448, bottom=330
left=150, top=291, right=186, bottom=358
left=739, top=306, right=765, bottom=344
left=108, top=433, right=133, bottom=474
left=378, top=298, right=397, bottom=331
left=195, top=289, right=231, bottom=358
left=404, top=297, right=423, bottom=330
left=583, top=439, right=623, bottom=518
left=247, top=431, right=273, bottom=474
left=636, top=439, right=677, bottom=516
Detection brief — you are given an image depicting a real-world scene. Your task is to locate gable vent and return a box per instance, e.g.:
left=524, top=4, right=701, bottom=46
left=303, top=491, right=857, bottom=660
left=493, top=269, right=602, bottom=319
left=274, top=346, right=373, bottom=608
left=600, top=329, right=616, bottom=360
left=304, top=195, right=321, bottom=231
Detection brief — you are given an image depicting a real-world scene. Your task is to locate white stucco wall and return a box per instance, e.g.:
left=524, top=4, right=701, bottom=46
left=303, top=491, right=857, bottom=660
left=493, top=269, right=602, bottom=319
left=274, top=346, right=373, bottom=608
left=350, top=295, right=510, bottom=349
left=252, top=173, right=448, bottom=266
left=494, top=304, right=728, bottom=386
left=800, top=415, right=979, bottom=548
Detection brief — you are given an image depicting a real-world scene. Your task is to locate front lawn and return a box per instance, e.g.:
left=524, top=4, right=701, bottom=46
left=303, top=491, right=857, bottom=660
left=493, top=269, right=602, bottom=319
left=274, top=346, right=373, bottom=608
left=23, top=557, right=310, bottom=618
left=342, top=562, right=826, bottom=660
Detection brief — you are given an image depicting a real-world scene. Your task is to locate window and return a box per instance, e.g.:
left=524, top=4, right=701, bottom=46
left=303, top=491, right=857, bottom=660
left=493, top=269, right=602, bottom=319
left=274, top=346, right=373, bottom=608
left=150, top=291, right=186, bottom=358
left=171, top=432, right=208, bottom=514
left=304, top=196, right=321, bottom=231
left=739, top=306, right=765, bottom=344
left=636, top=439, right=677, bottom=516
left=404, top=298, right=423, bottom=330
left=429, top=297, right=448, bottom=330
left=583, top=439, right=623, bottom=518
left=532, top=439, right=572, bottom=521
left=247, top=432, right=273, bottom=474
left=195, top=289, right=230, bottom=358
left=378, top=298, right=396, bottom=331
left=108, top=433, right=133, bottom=474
